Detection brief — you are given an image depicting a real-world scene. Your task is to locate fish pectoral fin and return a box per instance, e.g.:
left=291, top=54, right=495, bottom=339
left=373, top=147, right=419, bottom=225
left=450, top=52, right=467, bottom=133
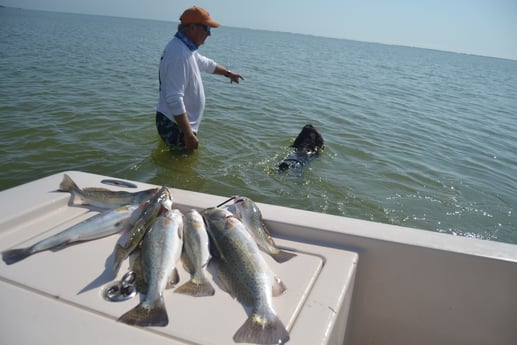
left=166, top=268, right=180, bottom=289
left=262, top=223, right=274, bottom=237
left=216, top=264, right=255, bottom=306
left=211, top=261, right=236, bottom=298
left=207, top=235, right=225, bottom=261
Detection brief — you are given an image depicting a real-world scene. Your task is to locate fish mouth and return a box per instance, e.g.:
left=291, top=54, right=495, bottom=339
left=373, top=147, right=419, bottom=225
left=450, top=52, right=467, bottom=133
left=233, top=195, right=245, bottom=204
left=158, top=187, right=173, bottom=211
left=160, top=198, right=173, bottom=211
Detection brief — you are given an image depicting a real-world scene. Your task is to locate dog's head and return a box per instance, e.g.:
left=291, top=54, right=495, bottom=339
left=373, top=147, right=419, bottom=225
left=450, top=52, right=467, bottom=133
left=292, top=124, right=324, bottom=153
left=278, top=125, right=324, bottom=172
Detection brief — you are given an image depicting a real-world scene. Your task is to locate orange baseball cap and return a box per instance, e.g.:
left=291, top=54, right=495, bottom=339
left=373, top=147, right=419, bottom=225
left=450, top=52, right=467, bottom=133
left=180, top=6, right=220, bottom=28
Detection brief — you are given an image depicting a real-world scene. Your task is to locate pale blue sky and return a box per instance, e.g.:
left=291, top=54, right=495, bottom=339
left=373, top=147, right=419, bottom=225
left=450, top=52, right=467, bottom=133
left=3, top=0, right=517, bottom=60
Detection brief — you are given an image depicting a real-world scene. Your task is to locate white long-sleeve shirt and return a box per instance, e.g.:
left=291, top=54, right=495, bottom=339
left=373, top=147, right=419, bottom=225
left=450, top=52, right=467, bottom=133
left=156, top=35, right=217, bottom=133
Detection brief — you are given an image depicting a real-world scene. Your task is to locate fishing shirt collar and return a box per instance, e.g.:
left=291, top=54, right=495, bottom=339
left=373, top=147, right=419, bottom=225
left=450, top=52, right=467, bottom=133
left=175, top=31, right=198, bottom=51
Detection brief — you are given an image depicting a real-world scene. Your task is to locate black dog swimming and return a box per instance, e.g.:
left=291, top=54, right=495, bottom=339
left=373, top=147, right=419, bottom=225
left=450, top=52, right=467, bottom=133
left=278, top=124, right=324, bottom=172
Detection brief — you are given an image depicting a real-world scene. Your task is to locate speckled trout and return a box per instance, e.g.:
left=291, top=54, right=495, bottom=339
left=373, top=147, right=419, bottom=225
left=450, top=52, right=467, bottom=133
left=226, top=196, right=296, bottom=263
left=59, top=173, right=159, bottom=209
left=175, top=209, right=215, bottom=297
left=2, top=203, right=146, bottom=265
left=112, top=186, right=172, bottom=276
left=202, top=207, right=289, bottom=345
left=118, top=208, right=183, bottom=327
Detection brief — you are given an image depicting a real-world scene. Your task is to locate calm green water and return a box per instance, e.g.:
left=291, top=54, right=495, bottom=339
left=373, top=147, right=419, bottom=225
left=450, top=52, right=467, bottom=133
left=1, top=8, right=516, bottom=243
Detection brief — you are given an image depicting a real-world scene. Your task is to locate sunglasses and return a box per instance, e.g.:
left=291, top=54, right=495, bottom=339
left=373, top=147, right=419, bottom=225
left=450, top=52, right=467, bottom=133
left=195, top=24, right=211, bottom=33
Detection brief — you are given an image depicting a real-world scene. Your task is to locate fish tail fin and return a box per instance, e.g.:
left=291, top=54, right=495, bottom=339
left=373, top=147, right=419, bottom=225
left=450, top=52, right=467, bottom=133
left=233, top=312, right=289, bottom=344
left=174, top=278, right=215, bottom=297
left=2, top=248, right=32, bottom=265
left=118, top=297, right=168, bottom=327
left=270, top=249, right=297, bottom=263
left=58, top=174, right=83, bottom=205
left=58, top=174, right=79, bottom=192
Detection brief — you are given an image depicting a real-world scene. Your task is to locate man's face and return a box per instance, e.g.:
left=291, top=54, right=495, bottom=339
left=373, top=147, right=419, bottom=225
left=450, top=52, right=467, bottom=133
left=186, top=24, right=211, bottom=46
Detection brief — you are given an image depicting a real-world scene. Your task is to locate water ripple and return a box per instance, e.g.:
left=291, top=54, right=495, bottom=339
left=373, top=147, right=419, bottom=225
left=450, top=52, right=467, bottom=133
left=1, top=8, right=516, bottom=244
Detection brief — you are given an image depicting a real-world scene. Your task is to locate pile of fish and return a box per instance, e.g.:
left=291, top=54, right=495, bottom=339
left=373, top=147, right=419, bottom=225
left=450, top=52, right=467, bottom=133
left=2, top=174, right=297, bottom=345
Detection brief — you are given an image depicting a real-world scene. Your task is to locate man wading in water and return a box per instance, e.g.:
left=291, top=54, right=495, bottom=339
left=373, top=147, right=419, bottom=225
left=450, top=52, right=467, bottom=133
left=156, top=6, right=244, bottom=150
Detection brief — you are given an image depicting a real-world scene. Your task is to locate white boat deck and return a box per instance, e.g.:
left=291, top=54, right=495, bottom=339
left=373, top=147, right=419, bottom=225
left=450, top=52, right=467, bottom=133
left=0, top=171, right=356, bottom=345
left=1, top=171, right=516, bottom=345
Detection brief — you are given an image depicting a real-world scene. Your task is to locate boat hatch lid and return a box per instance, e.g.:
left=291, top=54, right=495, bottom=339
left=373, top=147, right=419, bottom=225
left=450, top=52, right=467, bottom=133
left=0, top=171, right=358, bottom=345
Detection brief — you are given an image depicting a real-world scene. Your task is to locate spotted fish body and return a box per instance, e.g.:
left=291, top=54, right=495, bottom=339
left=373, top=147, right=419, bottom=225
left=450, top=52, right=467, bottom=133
left=227, top=196, right=296, bottom=263
left=59, top=173, right=159, bottom=209
left=118, top=208, right=183, bottom=327
left=202, top=207, right=289, bottom=345
left=175, top=209, right=215, bottom=297
left=112, top=186, right=171, bottom=276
